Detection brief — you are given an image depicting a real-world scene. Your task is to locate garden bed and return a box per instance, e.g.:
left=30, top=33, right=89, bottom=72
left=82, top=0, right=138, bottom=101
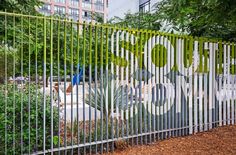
left=108, top=125, right=236, bottom=155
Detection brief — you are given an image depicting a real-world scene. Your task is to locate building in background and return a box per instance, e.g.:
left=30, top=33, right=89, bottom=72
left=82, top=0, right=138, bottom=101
left=39, top=0, right=108, bottom=23
left=108, top=0, right=160, bottom=20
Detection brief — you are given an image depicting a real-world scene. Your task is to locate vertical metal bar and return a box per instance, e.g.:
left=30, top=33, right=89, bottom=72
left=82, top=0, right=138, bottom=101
left=70, top=20, right=74, bottom=155
left=28, top=16, right=31, bottom=154
left=156, top=34, right=160, bottom=139
left=94, top=23, right=98, bottom=154
left=151, top=32, right=156, bottom=141
left=232, top=43, right=235, bottom=124
left=199, top=39, right=203, bottom=132
left=4, top=11, right=8, bottom=155
left=130, top=31, right=134, bottom=145
left=35, top=17, right=39, bottom=153
left=171, top=35, right=177, bottom=136
left=193, top=40, right=198, bottom=133
left=167, top=35, right=171, bottom=137
left=189, top=37, right=193, bottom=134
left=183, top=38, right=187, bottom=136
left=43, top=16, right=47, bottom=155
left=214, top=43, right=219, bottom=127
left=203, top=42, right=208, bottom=131
left=227, top=43, right=230, bottom=125
left=139, top=30, right=143, bottom=144
left=110, top=28, right=115, bottom=151
left=57, top=18, right=61, bottom=154
left=50, top=17, right=54, bottom=155
left=163, top=35, right=168, bottom=138
left=100, top=26, right=104, bottom=154
left=209, top=42, right=215, bottom=129
left=125, top=30, right=129, bottom=141
left=105, top=27, right=109, bottom=152
left=223, top=43, right=227, bottom=125
left=171, top=35, right=175, bottom=137
left=82, top=22, right=86, bottom=154
left=20, top=15, right=24, bottom=155
left=219, top=41, right=223, bottom=126
left=115, top=30, right=120, bottom=140
left=12, top=14, right=16, bottom=155
left=176, top=37, right=181, bottom=136
left=143, top=30, right=147, bottom=143
left=89, top=22, right=92, bottom=154
left=212, top=42, right=216, bottom=128
left=234, top=43, right=236, bottom=125
left=121, top=31, right=124, bottom=138
left=160, top=35, right=164, bottom=139
left=76, top=20, right=80, bottom=155
left=182, top=37, right=185, bottom=136
left=63, top=19, right=67, bottom=153
left=135, top=31, right=139, bottom=145
left=179, top=37, right=183, bottom=136
left=147, top=31, right=152, bottom=142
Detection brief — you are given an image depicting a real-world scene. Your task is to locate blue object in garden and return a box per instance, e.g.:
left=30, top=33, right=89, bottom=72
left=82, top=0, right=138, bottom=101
left=72, top=64, right=83, bottom=85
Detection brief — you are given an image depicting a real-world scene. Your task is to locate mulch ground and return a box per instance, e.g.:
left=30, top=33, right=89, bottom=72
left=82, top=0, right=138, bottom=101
left=107, top=125, right=236, bottom=155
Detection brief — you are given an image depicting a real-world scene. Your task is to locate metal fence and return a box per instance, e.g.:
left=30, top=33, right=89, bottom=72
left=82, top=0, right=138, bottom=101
left=0, top=11, right=236, bottom=154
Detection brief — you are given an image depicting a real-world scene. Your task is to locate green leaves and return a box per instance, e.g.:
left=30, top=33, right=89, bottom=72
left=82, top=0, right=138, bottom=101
left=0, top=84, right=59, bottom=154
left=155, top=0, right=236, bottom=41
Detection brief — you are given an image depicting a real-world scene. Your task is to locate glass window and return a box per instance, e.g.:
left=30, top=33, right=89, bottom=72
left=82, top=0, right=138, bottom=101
left=39, top=4, right=51, bottom=15
left=94, top=0, right=103, bottom=4
left=139, top=0, right=150, bottom=13
left=69, top=8, right=79, bottom=16
left=70, top=0, right=79, bottom=6
left=82, top=0, right=92, bottom=9
left=69, top=8, right=79, bottom=20
left=82, top=10, right=92, bottom=21
left=54, top=6, right=66, bottom=15
left=94, top=4, right=104, bottom=11
left=40, top=4, right=51, bottom=11
left=94, top=0, right=104, bottom=11
left=55, top=0, right=65, bottom=3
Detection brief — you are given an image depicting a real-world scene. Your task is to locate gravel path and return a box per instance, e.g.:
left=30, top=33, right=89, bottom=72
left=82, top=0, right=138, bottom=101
left=107, top=125, right=236, bottom=155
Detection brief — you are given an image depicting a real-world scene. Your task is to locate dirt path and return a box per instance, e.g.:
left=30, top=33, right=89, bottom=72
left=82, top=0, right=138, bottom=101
left=108, top=125, right=236, bottom=155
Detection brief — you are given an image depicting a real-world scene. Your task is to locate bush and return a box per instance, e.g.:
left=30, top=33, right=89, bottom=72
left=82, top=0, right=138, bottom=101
left=0, top=84, right=59, bottom=154
left=85, top=74, right=129, bottom=118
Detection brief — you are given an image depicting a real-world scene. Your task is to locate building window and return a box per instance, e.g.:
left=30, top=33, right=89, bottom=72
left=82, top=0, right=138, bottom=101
left=54, top=6, right=66, bottom=15
left=94, top=0, right=103, bottom=4
left=94, top=0, right=104, bottom=11
left=139, top=0, right=150, bottom=13
left=82, top=10, right=92, bottom=21
left=55, top=0, right=65, bottom=3
left=69, top=8, right=79, bottom=20
left=39, top=4, right=51, bottom=15
left=70, top=0, right=79, bottom=6
left=82, top=0, right=92, bottom=9
left=40, top=4, right=51, bottom=11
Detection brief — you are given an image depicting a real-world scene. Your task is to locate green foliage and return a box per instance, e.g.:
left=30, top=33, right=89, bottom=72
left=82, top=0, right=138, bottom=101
left=112, top=0, right=236, bottom=41
left=85, top=74, right=129, bottom=118
left=0, top=84, right=59, bottom=154
left=155, top=0, right=236, bottom=41
left=0, top=43, right=19, bottom=83
left=109, top=12, right=161, bottom=31
left=0, top=0, right=42, bottom=14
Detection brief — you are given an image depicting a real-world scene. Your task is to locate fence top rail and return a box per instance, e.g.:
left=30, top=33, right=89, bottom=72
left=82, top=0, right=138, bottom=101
left=0, top=11, right=235, bottom=45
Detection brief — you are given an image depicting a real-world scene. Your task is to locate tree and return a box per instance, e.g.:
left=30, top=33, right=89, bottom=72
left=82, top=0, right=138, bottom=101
left=0, top=0, right=42, bottom=14
left=155, top=0, right=236, bottom=41
left=110, top=1, right=236, bottom=41
left=109, top=12, right=161, bottom=31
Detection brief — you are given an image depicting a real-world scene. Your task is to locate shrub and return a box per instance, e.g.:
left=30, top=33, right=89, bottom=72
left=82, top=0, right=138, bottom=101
left=0, top=84, right=59, bottom=154
left=85, top=74, right=129, bottom=118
